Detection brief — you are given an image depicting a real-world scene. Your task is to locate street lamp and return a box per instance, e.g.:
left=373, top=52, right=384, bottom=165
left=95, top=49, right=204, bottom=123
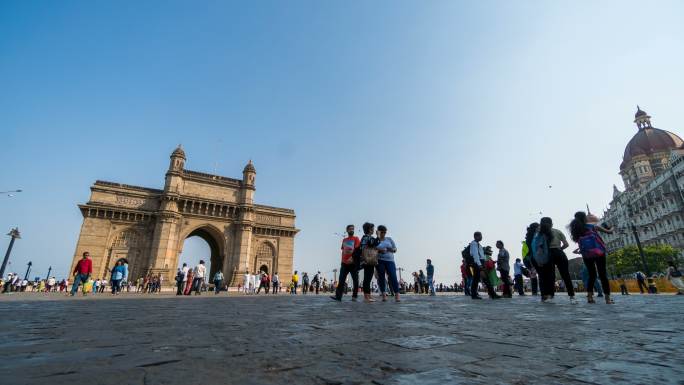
left=46, top=266, right=52, bottom=280
left=630, top=224, right=650, bottom=276
left=617, top=223, right=650, bottom=276
left=0, top=228, right=21, bottom=278
left=24, top=261, right=32, bottom=281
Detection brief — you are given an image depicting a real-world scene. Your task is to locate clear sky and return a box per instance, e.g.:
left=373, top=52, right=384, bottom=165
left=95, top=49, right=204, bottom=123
left=1, top=1, right=683, bottom=284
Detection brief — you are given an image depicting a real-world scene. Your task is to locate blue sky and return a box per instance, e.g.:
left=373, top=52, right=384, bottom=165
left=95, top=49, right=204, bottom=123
left=1, top=1, right=683, bottom=283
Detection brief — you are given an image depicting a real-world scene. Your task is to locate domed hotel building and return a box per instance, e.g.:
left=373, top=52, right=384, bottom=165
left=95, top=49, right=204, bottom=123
left=601, top=107, right=684, bottom=254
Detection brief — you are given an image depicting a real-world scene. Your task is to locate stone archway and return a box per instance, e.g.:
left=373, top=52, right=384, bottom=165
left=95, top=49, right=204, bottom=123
left=178, top=225, right=225, bottom=281
left=254, top=242, right=275, bottom=276
left=70, top=148, right=297, bottom=287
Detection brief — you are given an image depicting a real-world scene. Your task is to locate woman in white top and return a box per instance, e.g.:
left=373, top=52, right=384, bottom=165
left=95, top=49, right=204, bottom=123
left=375, top=225, right=400, bottom=302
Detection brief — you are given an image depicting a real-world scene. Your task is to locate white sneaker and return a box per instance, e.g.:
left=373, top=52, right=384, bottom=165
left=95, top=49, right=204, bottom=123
left=569, top=297, right=578, bottom=305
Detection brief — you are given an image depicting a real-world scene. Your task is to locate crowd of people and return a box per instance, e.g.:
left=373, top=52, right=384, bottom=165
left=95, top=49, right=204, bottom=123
left=4, top=211, right=684, bottom=298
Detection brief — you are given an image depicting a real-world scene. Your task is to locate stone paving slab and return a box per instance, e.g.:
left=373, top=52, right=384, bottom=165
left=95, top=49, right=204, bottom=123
left=1, top=292, right=683, bottom=385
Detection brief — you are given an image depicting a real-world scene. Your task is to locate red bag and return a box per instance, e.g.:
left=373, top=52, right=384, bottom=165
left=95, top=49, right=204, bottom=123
left=484, top=259, right=496, bottom=270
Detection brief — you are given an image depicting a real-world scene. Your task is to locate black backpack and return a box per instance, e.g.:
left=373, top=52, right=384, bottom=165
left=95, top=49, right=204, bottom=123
left=462, top=245, right=474, bottom=265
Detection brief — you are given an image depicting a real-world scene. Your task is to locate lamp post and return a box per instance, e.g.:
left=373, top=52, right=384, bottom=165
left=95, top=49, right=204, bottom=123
left=46, top=266, right=52, bottom=280
left=0, top=228, right=21, bottom=279
left=630, top=224, right=650, bottom=276
left=24, top=261, right=32, bottom=281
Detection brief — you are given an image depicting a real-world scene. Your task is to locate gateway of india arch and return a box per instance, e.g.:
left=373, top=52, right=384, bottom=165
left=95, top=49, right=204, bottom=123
left=69, top=146, right=298, bottom=286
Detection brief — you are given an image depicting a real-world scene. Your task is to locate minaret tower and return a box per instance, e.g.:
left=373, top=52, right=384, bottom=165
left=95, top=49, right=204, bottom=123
left=165, top=144, right=185, bottom=193
left=634, top=106, right=652, bottom=130
left=232, top=160, right=257, bottom=281
left=241, top=160, right=256, bottom=204
left=149, top=145, right=185, bottom=282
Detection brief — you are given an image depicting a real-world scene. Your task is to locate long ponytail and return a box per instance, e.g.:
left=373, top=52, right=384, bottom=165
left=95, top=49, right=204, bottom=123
left=569, top=211, right=588, bottom=242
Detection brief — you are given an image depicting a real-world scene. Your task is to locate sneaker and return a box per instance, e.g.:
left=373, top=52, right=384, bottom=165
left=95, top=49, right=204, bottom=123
left=569, top=297, right=578, bottom=305
left=329, top=296, right=341, bottom=302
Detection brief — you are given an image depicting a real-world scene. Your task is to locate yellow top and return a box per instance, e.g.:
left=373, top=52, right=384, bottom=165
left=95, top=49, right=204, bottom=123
left=292, top=274, right=299, bottom=283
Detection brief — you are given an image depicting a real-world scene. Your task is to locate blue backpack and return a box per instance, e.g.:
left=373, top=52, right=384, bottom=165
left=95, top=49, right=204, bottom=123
left=578, top=231, right=606, bottom=259
left=531, top=233, right=549, bottom=266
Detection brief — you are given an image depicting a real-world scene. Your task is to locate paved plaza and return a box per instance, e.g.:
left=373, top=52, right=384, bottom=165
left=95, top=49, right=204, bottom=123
left=1, top=293, right=683, bottom=385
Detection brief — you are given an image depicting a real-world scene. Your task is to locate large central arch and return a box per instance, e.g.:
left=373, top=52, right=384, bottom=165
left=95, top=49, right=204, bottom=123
left=177, top=225, right=225, bottom=280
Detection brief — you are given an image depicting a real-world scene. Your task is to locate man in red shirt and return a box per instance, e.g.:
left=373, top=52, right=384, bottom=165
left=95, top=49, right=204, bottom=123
left=70, top=251, right=93, bottom=296
left=331, top=225, right=360, bottom=301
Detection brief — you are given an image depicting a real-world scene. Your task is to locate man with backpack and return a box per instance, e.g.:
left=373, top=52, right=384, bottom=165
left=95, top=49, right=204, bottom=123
left=312, top=271, right=321, bottom=294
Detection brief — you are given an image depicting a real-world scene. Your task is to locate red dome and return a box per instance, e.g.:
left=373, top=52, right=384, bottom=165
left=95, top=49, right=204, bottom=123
left=620, top=127, right=684, bottom=170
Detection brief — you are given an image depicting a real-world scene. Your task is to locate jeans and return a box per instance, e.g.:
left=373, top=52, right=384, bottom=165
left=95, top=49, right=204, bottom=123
left=583, top=255, right=610, bottom=296
left=427, top=276, right=435, bottom=295
left=514, top=274, right=524, bottom=295
left=176, top=281, right=184, bottom=295
left=291, top=283, right=298, bottom=294
left=469, top=264, right=481, bottom=298
left=335, top=263, right=359, bottom=299
left=464, top=276, right=472, bottom=296
left=530, top=277, right=538, bottom=295
left=214, top=280, right=222, bottom=294
left=376, top=260, right=399, bottom=295
left=595, top=281, right=604, bottom=296
left=272, top=283, right=279, bottom=294
left=111, top=279, right=121, bottom=294
left=362, top=265, right=375, bottom=294
left=70, top=274, right=89, bottom=295
left=192, top=277, right=203, bottom=294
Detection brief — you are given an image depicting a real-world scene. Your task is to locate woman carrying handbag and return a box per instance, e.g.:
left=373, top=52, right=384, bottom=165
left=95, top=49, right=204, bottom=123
left=360, top=222, right=379, bottom=303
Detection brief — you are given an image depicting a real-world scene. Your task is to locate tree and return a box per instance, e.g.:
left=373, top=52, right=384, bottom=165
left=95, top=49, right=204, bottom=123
left=607, top=244, right=679, bottom=276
